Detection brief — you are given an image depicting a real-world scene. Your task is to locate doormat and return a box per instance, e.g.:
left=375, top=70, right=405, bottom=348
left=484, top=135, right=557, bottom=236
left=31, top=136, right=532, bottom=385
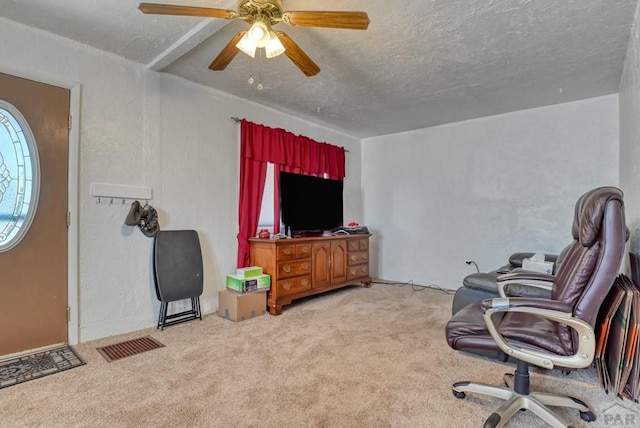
left=0, top=345, right=85, bottom=389
left=96, top=336, right=164, bottom=362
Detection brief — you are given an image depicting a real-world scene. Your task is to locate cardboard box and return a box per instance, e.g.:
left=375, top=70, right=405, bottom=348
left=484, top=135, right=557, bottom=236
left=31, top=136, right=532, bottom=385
left=522, top=259, right=554, bottom=274
left=226, top=274, right=271, bottom=293
left=218, top=290, right=267, bottom=322
left=236, top=266, right=264, bottom=278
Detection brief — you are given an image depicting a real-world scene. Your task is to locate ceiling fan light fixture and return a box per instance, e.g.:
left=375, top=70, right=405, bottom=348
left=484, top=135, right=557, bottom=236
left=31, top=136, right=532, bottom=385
left=265, top=31, right=285, bottom=58
left=248, top=19, right=270, bottom=48
left=236, top=32, right=257, bottom=58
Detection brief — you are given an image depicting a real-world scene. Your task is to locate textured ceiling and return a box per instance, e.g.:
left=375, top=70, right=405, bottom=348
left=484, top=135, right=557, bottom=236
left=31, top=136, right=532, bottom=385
left=1, top=0, right=637, bottom=138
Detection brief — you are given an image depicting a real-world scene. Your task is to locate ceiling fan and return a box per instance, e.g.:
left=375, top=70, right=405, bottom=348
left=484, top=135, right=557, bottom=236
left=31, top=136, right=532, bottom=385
left=139, top=0, right=370, bottom=77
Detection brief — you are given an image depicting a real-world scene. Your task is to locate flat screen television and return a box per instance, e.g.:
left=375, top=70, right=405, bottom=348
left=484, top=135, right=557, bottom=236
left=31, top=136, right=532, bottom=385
left=280, top=171, right=343, bottom=233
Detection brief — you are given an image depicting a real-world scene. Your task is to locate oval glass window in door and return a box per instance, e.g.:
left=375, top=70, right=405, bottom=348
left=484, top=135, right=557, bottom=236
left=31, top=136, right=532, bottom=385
left=0, top=101, right=40, bottom=252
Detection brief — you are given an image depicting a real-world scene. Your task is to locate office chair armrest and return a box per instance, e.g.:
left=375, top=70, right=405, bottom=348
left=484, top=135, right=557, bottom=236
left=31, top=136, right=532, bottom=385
left=480, top=297, right=570, bottom=313
left=496, top=272, right=555, bottom=298
left=481, top=297, right=596, bottom=370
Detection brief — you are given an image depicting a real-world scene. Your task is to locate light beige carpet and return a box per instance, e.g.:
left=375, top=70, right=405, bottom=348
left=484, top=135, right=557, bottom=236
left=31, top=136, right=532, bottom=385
left=0, top=284, right=637, bottom=427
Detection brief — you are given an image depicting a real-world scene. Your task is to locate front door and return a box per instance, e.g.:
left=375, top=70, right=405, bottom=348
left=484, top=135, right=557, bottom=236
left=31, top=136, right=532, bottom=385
left=0, top=72, right=70, bottom=357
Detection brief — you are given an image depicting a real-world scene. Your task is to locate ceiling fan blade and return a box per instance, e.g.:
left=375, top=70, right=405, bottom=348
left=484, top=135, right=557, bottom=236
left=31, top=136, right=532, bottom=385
left=282, top=11, right=369, bottom=30
left=209, top=31, right=246, bottom=71
left=276, top=32, right=320, bottom=77
left=138, top=3, right=237, bottom=19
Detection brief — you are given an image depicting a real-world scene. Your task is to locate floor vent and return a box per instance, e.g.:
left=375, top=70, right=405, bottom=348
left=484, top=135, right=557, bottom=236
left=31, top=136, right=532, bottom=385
left=96, top=336, right=164, bottom=362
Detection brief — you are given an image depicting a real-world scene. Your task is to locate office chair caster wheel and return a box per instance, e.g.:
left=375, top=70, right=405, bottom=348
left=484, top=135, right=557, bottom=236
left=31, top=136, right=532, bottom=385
left=452, top=390, right=466, bottom=399
left=483, top=413, right=500, bottom=428
left=580, top=411, right=596, bottom=422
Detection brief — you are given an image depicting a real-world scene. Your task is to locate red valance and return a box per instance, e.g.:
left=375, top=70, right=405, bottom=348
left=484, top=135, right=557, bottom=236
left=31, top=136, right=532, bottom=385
left=241, top=120, right=345, bottom=180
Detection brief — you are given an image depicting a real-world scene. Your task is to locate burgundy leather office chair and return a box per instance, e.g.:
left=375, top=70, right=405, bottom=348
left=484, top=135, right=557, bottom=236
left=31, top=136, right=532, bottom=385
left=446, top=187, right=626, bottom=427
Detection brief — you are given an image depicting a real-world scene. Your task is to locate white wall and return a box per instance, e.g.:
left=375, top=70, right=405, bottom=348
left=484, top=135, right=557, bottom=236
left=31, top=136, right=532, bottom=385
left=0, top=17, right=361, bottom=343
left=620, top=2, right=640, bottom=260
left=362, top=96, right=620, bottom=289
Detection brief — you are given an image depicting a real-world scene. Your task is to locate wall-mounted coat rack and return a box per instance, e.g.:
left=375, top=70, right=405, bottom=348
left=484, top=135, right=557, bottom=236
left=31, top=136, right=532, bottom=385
left=91, top=183, right=153, bottom=205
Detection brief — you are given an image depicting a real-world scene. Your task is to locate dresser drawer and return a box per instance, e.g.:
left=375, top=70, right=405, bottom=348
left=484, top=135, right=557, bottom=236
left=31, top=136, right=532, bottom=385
left=277, top=244, right=312, bottom=261
left=347, top=264, right=369, bottom=280
left=348, top=251, right=369, bottom=265
left=347, top=239, right=369, bottom=251
left=296, top=244, right=312, bottom=258
left=277, top=260, right=311, bottom=278
left=278, top=275, right=312, bottom=296
left=277, top=245, right=297, bottom=261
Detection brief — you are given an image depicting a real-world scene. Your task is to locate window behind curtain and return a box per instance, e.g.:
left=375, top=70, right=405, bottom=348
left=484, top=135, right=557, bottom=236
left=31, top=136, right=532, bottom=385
left=258, top=163, right=277, bottom=231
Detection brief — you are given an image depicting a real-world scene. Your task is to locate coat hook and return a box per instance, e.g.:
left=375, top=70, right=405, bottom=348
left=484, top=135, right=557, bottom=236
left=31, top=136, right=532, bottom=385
left=110, top=198, right=114, bottom=205
left=97, top=197, right=101, bottom=204
left=122, top=198, right=125, bottom=205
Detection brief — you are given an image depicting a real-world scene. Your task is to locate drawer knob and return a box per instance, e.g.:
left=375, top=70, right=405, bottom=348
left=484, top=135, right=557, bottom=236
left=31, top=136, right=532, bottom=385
left=302, top=247, right=308, bottom=253
left=362, top=255, right=368, bottom=261
left=283, top=265, right=291, bottom=273
left=301, top=280, right=309, bottom=286
left=302, top=263, right=309, bottom=270
left=284, top=249, right=291, bottom=255
left=351, top=255, right=357, bottom=261
left=283, top=283, right=291, bottom=291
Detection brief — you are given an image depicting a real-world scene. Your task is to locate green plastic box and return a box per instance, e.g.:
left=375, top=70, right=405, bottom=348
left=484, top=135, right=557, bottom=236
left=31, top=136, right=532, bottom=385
left=226, top=274, right=271, bottom=293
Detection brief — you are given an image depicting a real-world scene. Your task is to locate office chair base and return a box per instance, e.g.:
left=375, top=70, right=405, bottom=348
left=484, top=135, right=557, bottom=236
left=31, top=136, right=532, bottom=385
left=452, top=375, right=594, bottom=428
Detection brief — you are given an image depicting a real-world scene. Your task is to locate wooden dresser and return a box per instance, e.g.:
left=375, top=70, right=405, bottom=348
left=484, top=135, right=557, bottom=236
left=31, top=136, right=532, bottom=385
left=249, top=234, right=372, bottom=315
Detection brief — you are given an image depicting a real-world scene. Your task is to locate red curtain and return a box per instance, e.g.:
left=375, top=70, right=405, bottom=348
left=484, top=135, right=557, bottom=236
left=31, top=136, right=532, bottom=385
left=236, top=120, right=346, bottom=267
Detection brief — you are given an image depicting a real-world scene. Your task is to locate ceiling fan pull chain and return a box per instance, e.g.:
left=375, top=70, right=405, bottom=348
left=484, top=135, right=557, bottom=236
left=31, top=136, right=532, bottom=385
left=248, top=55, right=255, bottom=85
left=257, top=49, right=264, bottom=91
